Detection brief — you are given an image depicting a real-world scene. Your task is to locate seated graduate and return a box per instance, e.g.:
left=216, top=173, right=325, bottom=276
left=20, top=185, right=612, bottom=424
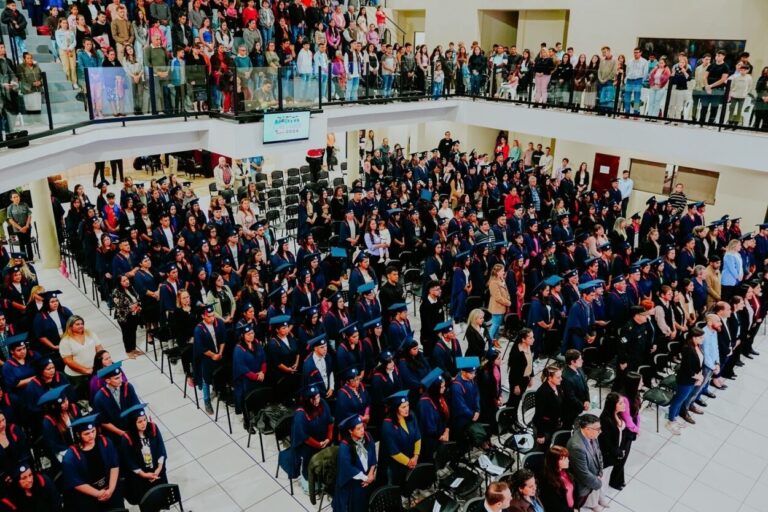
left=332, top=414, right=377, bottom=512
left=119, top=403, right=168, bottom=505
left=61, top=413, right=124, bottom=512
left=0, top=464, right=61, bottom=512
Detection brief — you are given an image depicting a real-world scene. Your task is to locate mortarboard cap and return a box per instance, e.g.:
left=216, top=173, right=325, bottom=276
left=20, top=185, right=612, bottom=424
left=578, top=282, right=597, bottom=294
left=268, top=286, right=286, bottom=299
left=420, top=368, right=443, bottom=389
left=597, top=242, right=612, bottom=251
left=339, top=414, right=363, bottom=431
left=303, top=385, right=321, bottom=398
left=562, top=269, right=578, bottom=279
left=388, top=303, right=408, bottom=313
left=400, top=337, right=418, bottom=351
left=612, top=274, right=626, bottom=284
left=119, top=403, right=149, bottom=421
left=10, top=252, right=26, bottom=259
left=97, top=361, right=123, bottom=379
left=156, top=176, right=168, bottom=185
left=543, top=275, right=562, bottom=287
left=362, top=317, right=382, bottom=330
left=357, top=282, right=375, bottom=294
left=341, top=367, right=360, bottom=381
left=269, top=315, right=291, bottom=327
left=37, top=384, right=70, bottom=407
left=330, top=247, right=347, bottom=259
left=70, top=414, right=100, bottom=433
left=41, top=290, right=62, bottom=301
left=237, top=323, right=254, bottom=335
left=386, top=390, right=410, bottom=406
left=339, top=322, right=359, bottom=337
left=434, top=320, right=454, bottom=334
left=301, top=305, right=319, bottom=317
left=274, top=262, right=295, bottom=274
left=456, top=356, right=480, bottom=372
left=2, top=333, right=27, bottom=350
left=307, top=334, right=327, bottom=349
left=96, top=180, right=109, bottom=188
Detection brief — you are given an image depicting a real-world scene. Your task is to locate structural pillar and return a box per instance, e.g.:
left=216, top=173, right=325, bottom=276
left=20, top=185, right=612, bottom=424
left=346, top=130, right=360, bottom=183
left=29, top=178, right=60, bottom=269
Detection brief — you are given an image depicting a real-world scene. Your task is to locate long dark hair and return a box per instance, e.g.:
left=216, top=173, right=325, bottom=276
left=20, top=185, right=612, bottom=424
left=542, top=445, right=569, bottom=492
left=600, top=392, right=622, bottom=427
left=298, top=393, right=324, bottom=420
left=612, top=371, right=641, bottom=419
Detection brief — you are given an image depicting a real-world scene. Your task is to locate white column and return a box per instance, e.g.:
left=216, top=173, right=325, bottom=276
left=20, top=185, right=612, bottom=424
left=346, top=130, right=360, bottom=182
left=29, top=178, right=60, bottom=269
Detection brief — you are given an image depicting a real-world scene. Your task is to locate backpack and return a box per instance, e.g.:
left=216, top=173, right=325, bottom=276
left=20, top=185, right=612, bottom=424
left=254, top=403, right=292, bottom=434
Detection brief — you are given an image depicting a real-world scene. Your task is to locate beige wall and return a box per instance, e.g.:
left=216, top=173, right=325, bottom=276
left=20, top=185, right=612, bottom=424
left=388, top=0, right=767, bottom=72
left=479, top=10, right=519, bottom=51
left=391, top=9, right=426, bottom=47
left=516, top=10, right=568, bottom=53
left=554, top=139, right=767, bottom=227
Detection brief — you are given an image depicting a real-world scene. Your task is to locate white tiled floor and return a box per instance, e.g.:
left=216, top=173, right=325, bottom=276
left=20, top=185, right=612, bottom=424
left=43, top=258, right=768, bottom=512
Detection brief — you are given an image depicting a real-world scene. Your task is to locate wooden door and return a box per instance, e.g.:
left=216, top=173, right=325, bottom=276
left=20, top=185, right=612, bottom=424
left=591, top=153, right=621, bottom=193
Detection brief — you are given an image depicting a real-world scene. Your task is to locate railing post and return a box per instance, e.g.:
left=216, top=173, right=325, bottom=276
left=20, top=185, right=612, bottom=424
left=327, top=66, right=332, bottom=102
left=612, top=82, right=621, bottom=117
left=84, top=70, right=94, bottom=120
left=663, top=80, right=673, bottom=120
left=568, top=79, right=575, bottom=110
left=318, top=70, right=323, bottom=108
left=277, top=66, right=284, bottom=110
left=148, top=67, right=157, bottom=115
left=718, top=80, right=731, bottom=131
left=232, top=71, right=238, bottom=115
left=41, top=72, right=54, bottom=130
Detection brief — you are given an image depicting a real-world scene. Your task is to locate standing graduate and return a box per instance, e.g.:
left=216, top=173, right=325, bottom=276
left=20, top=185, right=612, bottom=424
left=450, top=356, right=483, bottom=442
left=60, top=414, right=124, bottom=512
left=118, top=403, right=168, bottom=505
left=369, top=351, right=402, bottom=428
left=380, top=390, right=421, bottom=486
left=193, top=304, right=227, bottom=414
left=334, top=367, right=371, bottom=429
left=0, top=464, right=61, bottom=512
left=232, top=323, right=267, bottom=416
left=291, top=385, right=333, bottom=494
left=91, top=362, right=140, bottom=441
left=39, top=384, right=80, bottom=469
left=332, top=414, right=377, bottom=512
left=416, top=368, right=450, bottom=463
left=265, top=315, right=301, bottom=403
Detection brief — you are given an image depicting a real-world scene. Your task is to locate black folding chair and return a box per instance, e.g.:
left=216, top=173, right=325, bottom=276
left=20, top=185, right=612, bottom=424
left=139, top=483, right=183, bottom=512
left=369, top=485, right=404, bottom=512
left=273, top=414, right=295, bottom=495
left=212, top=365, right=233, bottom=434
left=245, top=387, right=273, bottom=462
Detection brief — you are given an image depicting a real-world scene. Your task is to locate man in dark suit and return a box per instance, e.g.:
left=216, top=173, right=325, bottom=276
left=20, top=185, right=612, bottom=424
left=566, top=414, right=606, bottom=509
left=152, top=212, right=175, bottom=254
left=419, top=280, right=445, bottom=357
left=379, top=266, right=404, bottom=322
left=561, top=349, right=590, bottom=430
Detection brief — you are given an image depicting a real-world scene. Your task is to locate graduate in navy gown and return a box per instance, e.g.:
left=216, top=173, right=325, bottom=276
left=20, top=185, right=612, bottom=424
left=291, top=385, right=333, bottom=492
left=39, top=384, right=80, bottom=469
left=193, top=304, right=227, bottom=414
left=430, top=320, right=462, bottom=377
left=396, top=338, right=431, bottom=399
left=450, top=356, right=482, bottom=440
left=31, top=290, right=72, bottom=356
left=0, top=409, right=32, bottom=479
left=380, top=390, right=421, bottom=486
left=369, top=350, right=402, bottom=429
left=334, top=367, right=370, bottom=430
left=232, top=323, right=267, bottom=415
left=24, top=356, right=70, bottom=418
left=265, top=315, right=301, bottom=403
left=336, top=322, right=365, bottom=378
left=449, top=251, right=472, bottom=322
left=60, top=414, right=124, bottom=512
left=332, top=414, right=377, bottom=512
left=0, top=464, right=61, bottom=512
left=1, top=335, right=37, bottom=403
left=118, top=404, right=168, bottom=505
left=91, top=361, right=140, bottom=441
left=416, top=368, right=449, bottom=463
left=301, top=335, right=335, bottom=398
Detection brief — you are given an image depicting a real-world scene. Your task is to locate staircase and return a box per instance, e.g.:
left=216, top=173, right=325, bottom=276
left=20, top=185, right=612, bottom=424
left=12, top=25, right=90, bottom=135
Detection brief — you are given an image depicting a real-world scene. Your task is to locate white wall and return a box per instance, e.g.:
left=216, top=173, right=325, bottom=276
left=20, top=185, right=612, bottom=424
left=388, top=0, right=768, bottom=72
left=554, top=139, right=767, bottom=227
left=516, top=10, right=568, bottom=52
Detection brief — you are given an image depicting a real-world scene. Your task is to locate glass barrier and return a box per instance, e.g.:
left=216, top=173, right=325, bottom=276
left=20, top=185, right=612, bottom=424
left=86, top=66, right=138, bottom=118
left=238, top=66, right=279, bottom=113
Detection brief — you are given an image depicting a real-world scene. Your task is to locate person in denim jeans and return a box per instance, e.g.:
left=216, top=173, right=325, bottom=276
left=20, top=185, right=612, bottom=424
left=684, top=316, right=721, bottom=414
left=487, top=263, right=511, bottom=341
left=259, top=0, right=275, bottom=47
left=665, top=327, right=705, bottom=435
left=623, top=48, right=647, bottom=115
left=468, top=46, right=486, bottom=95
left=380, top=44, right=396, bottom=97
left=344, top=41, right=363, bottom=101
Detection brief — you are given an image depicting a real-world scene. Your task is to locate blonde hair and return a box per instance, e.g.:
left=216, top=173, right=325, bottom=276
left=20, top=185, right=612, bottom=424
left=726, top=239, right=741, bottom=253
left=28, top=285, right=45, bottom=305
left=468, top=308, right=486, bottom=330
left=489, top=263, right=505, bottom=281
left=63, top=315, right=93, bottom=339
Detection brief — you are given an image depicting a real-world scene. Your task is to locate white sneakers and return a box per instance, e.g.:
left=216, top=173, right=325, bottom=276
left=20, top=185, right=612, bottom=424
left=665, top=420, right=681, bottom=435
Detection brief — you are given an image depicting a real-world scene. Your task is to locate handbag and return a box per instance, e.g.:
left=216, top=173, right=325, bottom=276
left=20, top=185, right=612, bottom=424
left=23, top=91, right=42, bottom=112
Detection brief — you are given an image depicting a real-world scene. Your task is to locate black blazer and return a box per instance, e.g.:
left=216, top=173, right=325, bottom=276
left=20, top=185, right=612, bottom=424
left=676, top=345, right=702, bottom=385
left=598, top=415, right=630, bottom=468
left=464, top=326, right=490, bottom=358
left=507, top=344, right=531, bottom=392
left=562, top=367, right=589, bottom=427
left=537, top=474, right=573, bottom=512
left=532, top=383, right=563, bottom=437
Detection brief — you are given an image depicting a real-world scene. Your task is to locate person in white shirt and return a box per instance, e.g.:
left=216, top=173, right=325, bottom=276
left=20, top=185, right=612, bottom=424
left=538, top=147, right=554, bottom=177
left=313, top=42, right=329, bottom=97
left=343, top=41, right=363, bottom=101
left=213, top=156, right=235, bottom=191
left=618, top=169, right=634, bottom=217
left=624, top=47, right=649, bottom=115
left=296, top=40, right=314, bottom=102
